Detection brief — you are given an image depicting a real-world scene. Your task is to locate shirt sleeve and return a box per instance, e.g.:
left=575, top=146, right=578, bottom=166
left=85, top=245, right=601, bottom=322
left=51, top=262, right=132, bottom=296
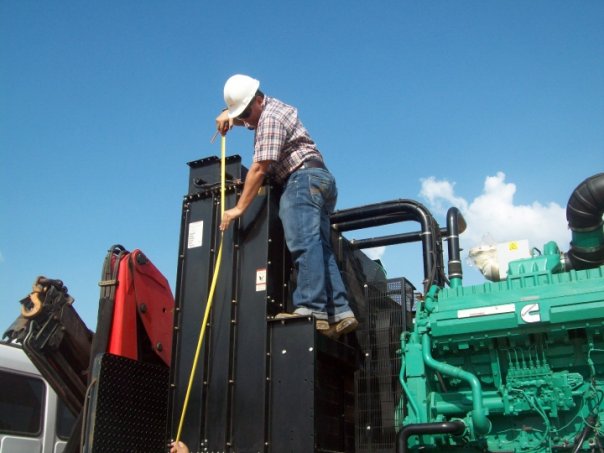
left=254, top=115, right=288, bottom=163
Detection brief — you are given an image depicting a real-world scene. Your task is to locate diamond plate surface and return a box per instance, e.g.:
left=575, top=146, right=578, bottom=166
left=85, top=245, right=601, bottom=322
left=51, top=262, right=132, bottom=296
left=86, top=353, right=169, bottom=453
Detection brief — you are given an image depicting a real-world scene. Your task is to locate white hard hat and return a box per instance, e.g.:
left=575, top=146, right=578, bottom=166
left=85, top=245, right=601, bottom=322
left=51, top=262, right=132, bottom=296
left=223, top=74, right=260, bottom=118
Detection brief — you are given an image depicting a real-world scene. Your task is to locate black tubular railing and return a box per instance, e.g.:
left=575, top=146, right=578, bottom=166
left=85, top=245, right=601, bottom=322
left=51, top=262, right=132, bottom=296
left=331, top=199, right=447, bottom=292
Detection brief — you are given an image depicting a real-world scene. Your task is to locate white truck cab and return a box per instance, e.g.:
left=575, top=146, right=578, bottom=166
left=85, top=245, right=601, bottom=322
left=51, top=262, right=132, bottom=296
left=0, top=342, right=76, bottom=453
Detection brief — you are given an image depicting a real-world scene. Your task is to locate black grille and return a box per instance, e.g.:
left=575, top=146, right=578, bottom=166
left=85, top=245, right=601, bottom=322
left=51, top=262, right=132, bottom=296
left=355, top=277, right=415, bottom=452
left=84, top=353, right=169, bottom=453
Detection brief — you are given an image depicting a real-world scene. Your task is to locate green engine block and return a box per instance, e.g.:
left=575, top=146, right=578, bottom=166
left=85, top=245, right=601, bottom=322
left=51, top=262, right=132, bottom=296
left=399, top=242, right=604, bottom=452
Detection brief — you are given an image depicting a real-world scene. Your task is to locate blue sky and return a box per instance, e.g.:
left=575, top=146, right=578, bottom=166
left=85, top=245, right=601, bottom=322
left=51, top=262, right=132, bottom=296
left=1, top=1, right=603, bottom=331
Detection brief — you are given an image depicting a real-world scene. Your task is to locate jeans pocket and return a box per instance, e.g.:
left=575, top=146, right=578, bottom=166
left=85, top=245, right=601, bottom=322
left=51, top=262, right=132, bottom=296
left=309, top=171, right=333, bottom=206
left=309, top=170, right=338, bottom=212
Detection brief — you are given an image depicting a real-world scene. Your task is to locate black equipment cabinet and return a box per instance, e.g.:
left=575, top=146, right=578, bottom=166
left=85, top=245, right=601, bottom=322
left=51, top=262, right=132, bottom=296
left=168, top=155, right=413, bottom=453
left=168, top=155, right=294, bottom=452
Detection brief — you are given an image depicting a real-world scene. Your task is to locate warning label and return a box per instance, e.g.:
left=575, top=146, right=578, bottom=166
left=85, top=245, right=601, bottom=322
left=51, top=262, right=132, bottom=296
left=187, top=221, right=203, bottom=249
left=256, top=268, right=267, bottom=292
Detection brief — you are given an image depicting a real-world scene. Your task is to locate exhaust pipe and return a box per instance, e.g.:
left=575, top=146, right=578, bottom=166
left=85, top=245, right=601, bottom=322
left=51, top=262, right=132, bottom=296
left=565, top=173, right=604, bottom=270
left=445, top=207, right=466, bottom=288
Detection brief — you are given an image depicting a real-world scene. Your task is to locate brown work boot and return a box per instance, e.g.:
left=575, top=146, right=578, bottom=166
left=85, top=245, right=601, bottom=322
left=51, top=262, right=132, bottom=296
left=321, top=317, right=359, bottom=340
left=274, top=312, right=299, bottom=320
left=274, top=312, right=329, bottom=331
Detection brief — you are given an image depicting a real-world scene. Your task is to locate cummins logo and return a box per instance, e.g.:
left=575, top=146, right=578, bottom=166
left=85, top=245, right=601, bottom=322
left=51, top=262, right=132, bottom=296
left=520, top=303, right=541, bottom=323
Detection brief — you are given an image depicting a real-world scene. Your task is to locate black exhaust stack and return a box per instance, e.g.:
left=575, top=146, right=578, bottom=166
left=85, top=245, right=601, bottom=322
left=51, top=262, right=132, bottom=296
left=565, top=173, right=604, bottom=270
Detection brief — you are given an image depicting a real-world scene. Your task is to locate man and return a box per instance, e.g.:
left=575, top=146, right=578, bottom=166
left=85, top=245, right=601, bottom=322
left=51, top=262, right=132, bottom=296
left=216, top=74, right=358, bottom=339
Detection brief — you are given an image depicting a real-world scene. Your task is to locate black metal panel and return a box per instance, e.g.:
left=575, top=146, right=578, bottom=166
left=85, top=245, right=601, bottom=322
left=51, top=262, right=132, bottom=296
left=204, top=189, right=238, bottom=451
left=169, top=191, right=216, bottom=447
left=82, top=353, right=169, bottom=453
left=231, top=185, right=284, bottom=452
left=269, top=317, right=357, bottom=453
left=169, top=156, right=288, bottom=452
left=269, top=318, right=316, bottom=452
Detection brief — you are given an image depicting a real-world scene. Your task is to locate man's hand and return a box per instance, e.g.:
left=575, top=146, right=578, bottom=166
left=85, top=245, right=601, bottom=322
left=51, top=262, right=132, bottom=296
left=170, top=441, right=190, bottom=453
left=220, top=206, right=244, bottom=231
left=218, top=161, right=270, bottom=232
left=215, top=109, right=233, bottom=136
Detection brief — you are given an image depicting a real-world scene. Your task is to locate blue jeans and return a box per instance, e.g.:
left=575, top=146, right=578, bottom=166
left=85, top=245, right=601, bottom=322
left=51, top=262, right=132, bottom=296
left=279, top=167, right=354, bottom=322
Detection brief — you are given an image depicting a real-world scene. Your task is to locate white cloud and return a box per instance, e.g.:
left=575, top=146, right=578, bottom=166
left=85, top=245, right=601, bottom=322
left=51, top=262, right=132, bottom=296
left=420, top=172, right=570, bottom=253
left=363, top=246, right=386, bottom=261
left=419, top=176, right=468, bottom=213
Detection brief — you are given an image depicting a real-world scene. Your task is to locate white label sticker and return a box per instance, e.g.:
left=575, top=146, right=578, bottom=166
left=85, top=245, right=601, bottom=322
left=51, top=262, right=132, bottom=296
left=187, top=221, right=204, bottom=249
left=457, top=303, right=516, bottom=319
left=256, top=268, right=267, bottom=292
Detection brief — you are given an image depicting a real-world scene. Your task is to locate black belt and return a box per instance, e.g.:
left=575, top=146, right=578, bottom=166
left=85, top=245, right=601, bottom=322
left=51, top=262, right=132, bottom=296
left=299, top=159, right=326, bottom=170
left=283, top=159, right=327, bottom=185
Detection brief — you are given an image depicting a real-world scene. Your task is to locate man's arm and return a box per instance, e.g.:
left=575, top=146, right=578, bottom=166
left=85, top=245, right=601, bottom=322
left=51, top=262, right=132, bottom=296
left=220, top=160, right=271, bottom=231
left=216, top=109, right=244, bottom=135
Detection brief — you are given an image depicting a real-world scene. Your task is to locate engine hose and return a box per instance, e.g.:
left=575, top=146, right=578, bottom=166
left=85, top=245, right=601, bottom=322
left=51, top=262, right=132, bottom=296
left=396, top=420, right=466, bottom=453
left=175, top=135, right=227, bottom=443
left=399, top=352, right=420, bottom=420
left=422, top=334, right=491, bottom=435
left=565, top=173, right=604, bottom=270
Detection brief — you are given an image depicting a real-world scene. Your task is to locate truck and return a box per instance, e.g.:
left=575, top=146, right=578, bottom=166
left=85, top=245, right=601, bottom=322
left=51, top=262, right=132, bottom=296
left=0, top=342, right=76, bottom=453
left=2, top=155, right=603, bottom=452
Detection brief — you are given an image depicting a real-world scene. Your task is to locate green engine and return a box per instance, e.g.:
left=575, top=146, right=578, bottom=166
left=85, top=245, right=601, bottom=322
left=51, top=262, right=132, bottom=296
left=398, top=174, right=604, bottom=452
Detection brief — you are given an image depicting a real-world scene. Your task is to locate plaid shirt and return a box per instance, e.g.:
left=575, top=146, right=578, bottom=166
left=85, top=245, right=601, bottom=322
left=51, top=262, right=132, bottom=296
left=253, top=96, right=323, bottom=183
